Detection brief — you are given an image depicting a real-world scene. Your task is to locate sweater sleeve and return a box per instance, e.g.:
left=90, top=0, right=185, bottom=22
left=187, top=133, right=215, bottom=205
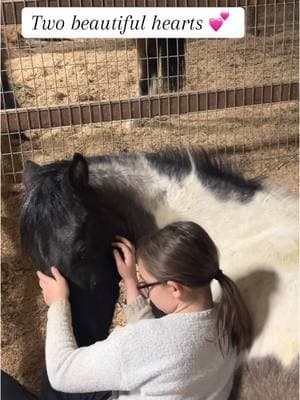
left=123, top=295, right=155, bottom=323
left=46, top=299, right=124, bottom=393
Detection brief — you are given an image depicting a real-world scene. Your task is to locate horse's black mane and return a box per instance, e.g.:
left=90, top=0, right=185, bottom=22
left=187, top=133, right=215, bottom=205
left=20, top=159, right=86, bottom=266
left=85, top=148, right=263, bottom=202
left=145, top=148, right=263, bottom=202
left=30, top=159, right=71, bottom=181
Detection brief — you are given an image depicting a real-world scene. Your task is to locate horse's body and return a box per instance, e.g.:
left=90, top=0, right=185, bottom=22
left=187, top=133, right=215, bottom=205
left=21, top=148, right=298, bottom=399
left=88, top=149, right=298, bottom=364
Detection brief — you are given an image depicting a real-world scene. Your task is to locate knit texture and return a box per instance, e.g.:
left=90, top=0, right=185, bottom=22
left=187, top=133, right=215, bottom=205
left=46, top=297, right=237, bottom=399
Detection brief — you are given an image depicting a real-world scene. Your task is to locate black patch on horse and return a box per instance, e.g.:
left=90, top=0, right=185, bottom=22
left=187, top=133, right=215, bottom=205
left=191, top=149, right=263, bottom=202
left=145, top=148, right=192, bottom=181
left=90, top=152, right=140, bottom=167
left=145, top=148, right=263, bottom=202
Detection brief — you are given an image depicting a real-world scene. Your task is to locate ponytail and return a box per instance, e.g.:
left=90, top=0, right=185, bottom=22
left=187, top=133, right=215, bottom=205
left=215, top=270, right=253, bottom=355
left=135, top=221, right=253, bottom=355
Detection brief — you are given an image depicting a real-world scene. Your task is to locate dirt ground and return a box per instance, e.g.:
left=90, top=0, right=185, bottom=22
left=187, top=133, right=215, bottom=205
left=1, top=29, right=299, bottom=397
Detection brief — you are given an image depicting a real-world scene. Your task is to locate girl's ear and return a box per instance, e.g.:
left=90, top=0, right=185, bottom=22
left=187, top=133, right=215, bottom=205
left=167, top=281, right=184, bottom=299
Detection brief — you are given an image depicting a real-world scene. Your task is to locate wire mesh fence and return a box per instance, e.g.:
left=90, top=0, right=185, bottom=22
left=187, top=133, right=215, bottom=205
left=1, top=0, right=299, bottom=183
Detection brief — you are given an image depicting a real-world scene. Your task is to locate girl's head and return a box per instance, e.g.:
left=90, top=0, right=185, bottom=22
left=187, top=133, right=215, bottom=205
left=136, top=221, right=253, bottom=354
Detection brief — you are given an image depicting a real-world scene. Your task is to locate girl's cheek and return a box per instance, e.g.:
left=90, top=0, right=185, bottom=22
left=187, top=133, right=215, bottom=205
left=150, top=295, right=166, bottom=314
left=152, top=294, right=175, bottom=315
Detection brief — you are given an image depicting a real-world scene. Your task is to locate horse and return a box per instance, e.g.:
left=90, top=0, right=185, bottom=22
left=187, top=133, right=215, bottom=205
left=137, top=39, right=185, bottom=96
left=129, top=38, right=185, bottom=127
left=20, top=148, right=298, bottom=399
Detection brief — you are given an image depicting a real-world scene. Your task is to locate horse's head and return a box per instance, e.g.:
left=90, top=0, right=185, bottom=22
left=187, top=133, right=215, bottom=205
left=21, top=153, right=120, bottom=292
left=21, top=152, right=159, bottom=342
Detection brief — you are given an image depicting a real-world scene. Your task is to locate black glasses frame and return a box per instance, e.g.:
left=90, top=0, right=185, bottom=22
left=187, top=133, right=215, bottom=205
left=136, top=281, right=163, bottom=299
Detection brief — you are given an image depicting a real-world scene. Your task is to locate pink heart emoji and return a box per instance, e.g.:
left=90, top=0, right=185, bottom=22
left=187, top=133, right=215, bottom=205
left=209, top=18, right=223, bottom=32
left=220, top=11, right=229, bottom=20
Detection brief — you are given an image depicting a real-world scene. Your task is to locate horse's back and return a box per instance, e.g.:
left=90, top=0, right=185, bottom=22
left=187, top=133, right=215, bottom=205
left=88, top=149, right=298, bottom=365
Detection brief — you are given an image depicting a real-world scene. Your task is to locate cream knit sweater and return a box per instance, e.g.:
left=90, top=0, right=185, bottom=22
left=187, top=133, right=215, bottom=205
left=46, top=296, right=237, bottom=399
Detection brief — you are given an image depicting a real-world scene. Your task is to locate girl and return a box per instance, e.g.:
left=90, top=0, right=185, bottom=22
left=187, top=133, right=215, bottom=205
left=37, top=221, right=253, bottom=400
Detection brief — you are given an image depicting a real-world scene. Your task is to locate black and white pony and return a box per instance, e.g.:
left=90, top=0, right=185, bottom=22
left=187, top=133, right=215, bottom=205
left=20, top=148, right=298, bottom=399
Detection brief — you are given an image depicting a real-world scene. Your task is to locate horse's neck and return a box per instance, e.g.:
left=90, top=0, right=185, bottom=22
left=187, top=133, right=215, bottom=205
left=91, top=179, right=157, bottom=243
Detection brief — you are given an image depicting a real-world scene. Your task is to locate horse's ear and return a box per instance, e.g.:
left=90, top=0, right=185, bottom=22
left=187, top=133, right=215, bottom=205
left=69, top=153, right=89, bottom=189
left=23, top=160, right=41, bottom=190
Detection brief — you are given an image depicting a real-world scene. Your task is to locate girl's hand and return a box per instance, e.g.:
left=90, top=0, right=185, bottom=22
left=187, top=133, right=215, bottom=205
left=37, top=266, right=69, bottom=307
left=112, top=236, right=137, bottom=283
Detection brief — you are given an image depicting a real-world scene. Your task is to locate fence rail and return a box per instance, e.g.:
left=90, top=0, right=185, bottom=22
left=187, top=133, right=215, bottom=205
left=1, top=0, right=299, bottom=183
left=1, top=83, right=298, bottom=133
left=1, top=0, right=299, bottom=133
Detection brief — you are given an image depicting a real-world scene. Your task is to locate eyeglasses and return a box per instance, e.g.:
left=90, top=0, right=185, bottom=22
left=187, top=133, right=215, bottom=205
left=136, top=280, right=163, bottom=299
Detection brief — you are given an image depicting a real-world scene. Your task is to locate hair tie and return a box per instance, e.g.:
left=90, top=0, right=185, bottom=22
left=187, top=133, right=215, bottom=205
left=214, top=269, right=224, bottom=280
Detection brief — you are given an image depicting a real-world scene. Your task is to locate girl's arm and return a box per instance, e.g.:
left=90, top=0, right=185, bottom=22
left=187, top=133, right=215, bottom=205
left=113, top=236, right=155, bottom=321
left=37, top=268, right=125, bottom=392
left=123, top=295, right=155, bottom=323
left=112, top=235, right=140, bottom=305
left=123, top=278, right=141, bottom=305
left=46, top=299, right=124, bottom=393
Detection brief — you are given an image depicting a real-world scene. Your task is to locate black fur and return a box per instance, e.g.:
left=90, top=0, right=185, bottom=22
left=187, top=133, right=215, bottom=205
left=191, top=150, right=263, bottom=202
left=21, top=153, right=157, bottom=400
left=137, top=39, right=186, bottom=95
left=21, top=156, right=119, bottom=400
left=146, top=148, right=263, bottom=202
left=145, top=148, right=192, bottom=180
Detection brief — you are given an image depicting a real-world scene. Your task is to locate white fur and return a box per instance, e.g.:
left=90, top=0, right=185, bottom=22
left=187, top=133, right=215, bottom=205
left=91, top=154, right=299, bottom=367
